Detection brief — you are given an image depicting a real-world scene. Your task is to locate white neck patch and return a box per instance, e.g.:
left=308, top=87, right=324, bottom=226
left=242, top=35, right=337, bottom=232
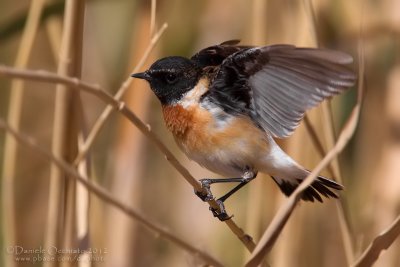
left=178, top=78, right=209, bottom=108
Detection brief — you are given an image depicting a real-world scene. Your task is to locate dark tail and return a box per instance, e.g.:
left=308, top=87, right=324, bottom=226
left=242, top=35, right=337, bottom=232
left=271, top=174, right=343, bottom=202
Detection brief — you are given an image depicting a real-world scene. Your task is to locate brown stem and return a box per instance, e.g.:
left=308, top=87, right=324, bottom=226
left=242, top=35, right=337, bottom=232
left=0, top=64, right=257, bottom=252
left=0, top=118, right=224, bottom=267
left=1, top=1, right=46, bottom=267
left=245, top=30, right=365, bottom=267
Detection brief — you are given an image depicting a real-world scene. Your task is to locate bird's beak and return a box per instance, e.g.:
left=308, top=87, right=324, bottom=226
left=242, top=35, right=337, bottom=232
left=131, top=71, right=151, bottom=80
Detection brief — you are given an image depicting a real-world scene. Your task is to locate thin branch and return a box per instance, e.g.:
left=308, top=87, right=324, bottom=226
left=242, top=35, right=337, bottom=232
left=0, top=64, right=200, bottom=185
left=1, top=1, right=46, bottom=267
left=54, top=2, right=85, bottom=267
left=44, top=1, right=84, bottom=266
left=245, top=32, right=365, bottom=267
left=302, top=0, right=320, bottom=47
left=303, top=116, right=336, bottom=177
left=0, top=118, right=224, bottom=267
left=73, top=22, right=168, bottom=166
left=302, top=0, right=356, bottom=264
left=150, top=0, right=157, bottom=36
left=0, top=65, right=257, bottom=251
left=352, top=215, right=400, bottom=267
left=350, top=6, right=400, bottom=266
left=244, top=0, right=269, bottom=264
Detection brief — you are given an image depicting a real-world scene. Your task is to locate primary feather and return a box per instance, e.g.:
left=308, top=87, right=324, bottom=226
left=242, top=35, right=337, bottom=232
left=199, top=44, right=356, bottom=138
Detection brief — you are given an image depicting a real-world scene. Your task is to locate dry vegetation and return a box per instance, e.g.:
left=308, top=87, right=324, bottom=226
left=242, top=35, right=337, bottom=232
left=0, top=0, right=399, bottom=266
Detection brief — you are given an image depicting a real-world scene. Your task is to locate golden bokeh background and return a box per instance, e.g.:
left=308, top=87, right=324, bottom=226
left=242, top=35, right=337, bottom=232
left=0, top=0, right=399, bottom=266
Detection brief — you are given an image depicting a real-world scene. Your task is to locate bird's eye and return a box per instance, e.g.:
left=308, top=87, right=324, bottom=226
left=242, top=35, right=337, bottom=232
left=165, top=73, right=177, bottom=84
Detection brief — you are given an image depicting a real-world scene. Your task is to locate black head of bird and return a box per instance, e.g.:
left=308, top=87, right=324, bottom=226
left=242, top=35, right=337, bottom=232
left=131, top=56, right=201, bottom=105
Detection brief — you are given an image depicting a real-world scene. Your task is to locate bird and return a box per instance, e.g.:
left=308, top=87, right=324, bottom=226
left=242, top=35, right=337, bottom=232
left=131, top=40, right=356, bottom=220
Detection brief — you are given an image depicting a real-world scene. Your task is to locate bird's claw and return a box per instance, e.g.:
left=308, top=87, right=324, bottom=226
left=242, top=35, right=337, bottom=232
left=210, top=200, right=233, bottom=221
left=195, top=179, right=233, bottom=221
left=195, top=179, right=214, bottom=201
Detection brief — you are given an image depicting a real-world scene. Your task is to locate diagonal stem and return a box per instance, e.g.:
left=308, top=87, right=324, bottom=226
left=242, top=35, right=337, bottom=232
left=1, top=1, right=46, bottom=267
left=73, top=23, right=167, bottom=166
left=302, top=0, right=356, bottom=264
left=0, top=65, right=257, bottom=252
left=0, top=118, right=224, bottom=267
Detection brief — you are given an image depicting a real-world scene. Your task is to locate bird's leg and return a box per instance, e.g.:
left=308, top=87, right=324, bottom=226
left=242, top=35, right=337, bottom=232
left=217, top=177, right=252, bottom=203
left=195, top=177, right=244, bottom=201
left=196, top=178, right=244, bottom=221
left=195, top=170, right=257, bottom=221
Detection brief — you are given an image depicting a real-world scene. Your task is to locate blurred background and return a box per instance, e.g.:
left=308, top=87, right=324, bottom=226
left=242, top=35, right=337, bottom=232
left=0, top=0, right=399, bottom=266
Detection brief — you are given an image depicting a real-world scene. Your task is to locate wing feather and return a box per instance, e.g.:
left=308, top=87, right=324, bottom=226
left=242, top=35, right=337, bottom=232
left=191, top=40, right=252, bottom=67
left=207, top=45, right=356, bottom=138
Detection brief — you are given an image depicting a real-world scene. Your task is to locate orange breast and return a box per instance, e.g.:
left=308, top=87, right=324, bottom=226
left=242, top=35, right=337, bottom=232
left=162, top=104, right=270, bottom=158
left=162, top=104, right=212, bottom=148
left=162, top=104, right=200, bottom=138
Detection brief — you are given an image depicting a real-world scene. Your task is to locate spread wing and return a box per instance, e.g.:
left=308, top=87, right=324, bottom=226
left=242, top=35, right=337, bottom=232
left=191, top=40, right=252, bottom=68
left=207, top=45, right=357, bottom=138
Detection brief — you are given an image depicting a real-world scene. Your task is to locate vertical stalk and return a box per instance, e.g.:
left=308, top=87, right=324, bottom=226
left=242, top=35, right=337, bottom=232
left=244, top=0, right=268, bottom=253
left=302, top=0, right=355, bottom=264
left=105, top=4, right=156, bottom=265
left=1, top=1, right=45, bottom=266
left=150, top=0, right=157, bottom=35
left=44, top=1, right=85, bottom=267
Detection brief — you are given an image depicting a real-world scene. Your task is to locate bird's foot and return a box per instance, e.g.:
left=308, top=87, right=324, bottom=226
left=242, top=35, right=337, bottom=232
left=195, top=179, right=233, bottom=221
left=210, top=199, right=233, bottom=221
left=194, top=179, right=214, bottom=201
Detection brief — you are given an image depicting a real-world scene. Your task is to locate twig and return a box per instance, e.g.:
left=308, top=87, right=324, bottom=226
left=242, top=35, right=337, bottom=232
left=303, top=116, right=337, bottom=178
left=44, top=14, right=62, bottom=62
left=302, top=0, right=356, bottom=263
left=244, top=0, right=269, bottom=264
left=352, top=215, right=400, bottom=267
left=245, top=30, right=365, bottom=267
left=44, top=1, right=84, bottom=266
left=304, top=114, right=355, bottom=258
left=150, top=0, right=157, bottom=36
left=0, top=118, right=223, bottom=267
left=0, top=65, right=257, bottom=252
left=56, top=2, right=85, bottom=267
left=1, top=1, right=45, bottom=267
left=104, top=6, right=159, bottom=265
left=302, top=0, right=320, bottom=47
left=73, top=23, right=167, bottom=166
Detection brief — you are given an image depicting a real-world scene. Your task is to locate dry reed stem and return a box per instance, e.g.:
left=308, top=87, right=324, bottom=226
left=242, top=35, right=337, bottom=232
left=75, top=142, right=90, bottom=267
left=0, top=119, right=223, bottom=267
left=68, top=10, right=89, bottom=267
left=303, top=116, right=336, bottom=176
left=105, top=3, right=158, bottom=265
left=150, top=0, right=157, bottom=36
left=45, top=1, right=84, bottom=266
left=45, top=16, right=62, bottom=62
left=1, top=1, right=45, bottom=267
left=245, top=31, right=365, bottom=267
left=0, top=65, right=257, bottom=252
left=352, top=215, right=400, bottom=267
left=105, top=8, right=156, bottom=265
left=302, top=0, right=356, bottom=263
left=60, top=2, right=85, bottom=267
left=73, top=23, right=167, bottom=166
left=243, top=0, right=269, bottom=265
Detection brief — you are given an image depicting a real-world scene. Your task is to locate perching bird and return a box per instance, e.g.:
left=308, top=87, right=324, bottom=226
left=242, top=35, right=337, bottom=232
left=131, top=40, right=356, bottom=220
